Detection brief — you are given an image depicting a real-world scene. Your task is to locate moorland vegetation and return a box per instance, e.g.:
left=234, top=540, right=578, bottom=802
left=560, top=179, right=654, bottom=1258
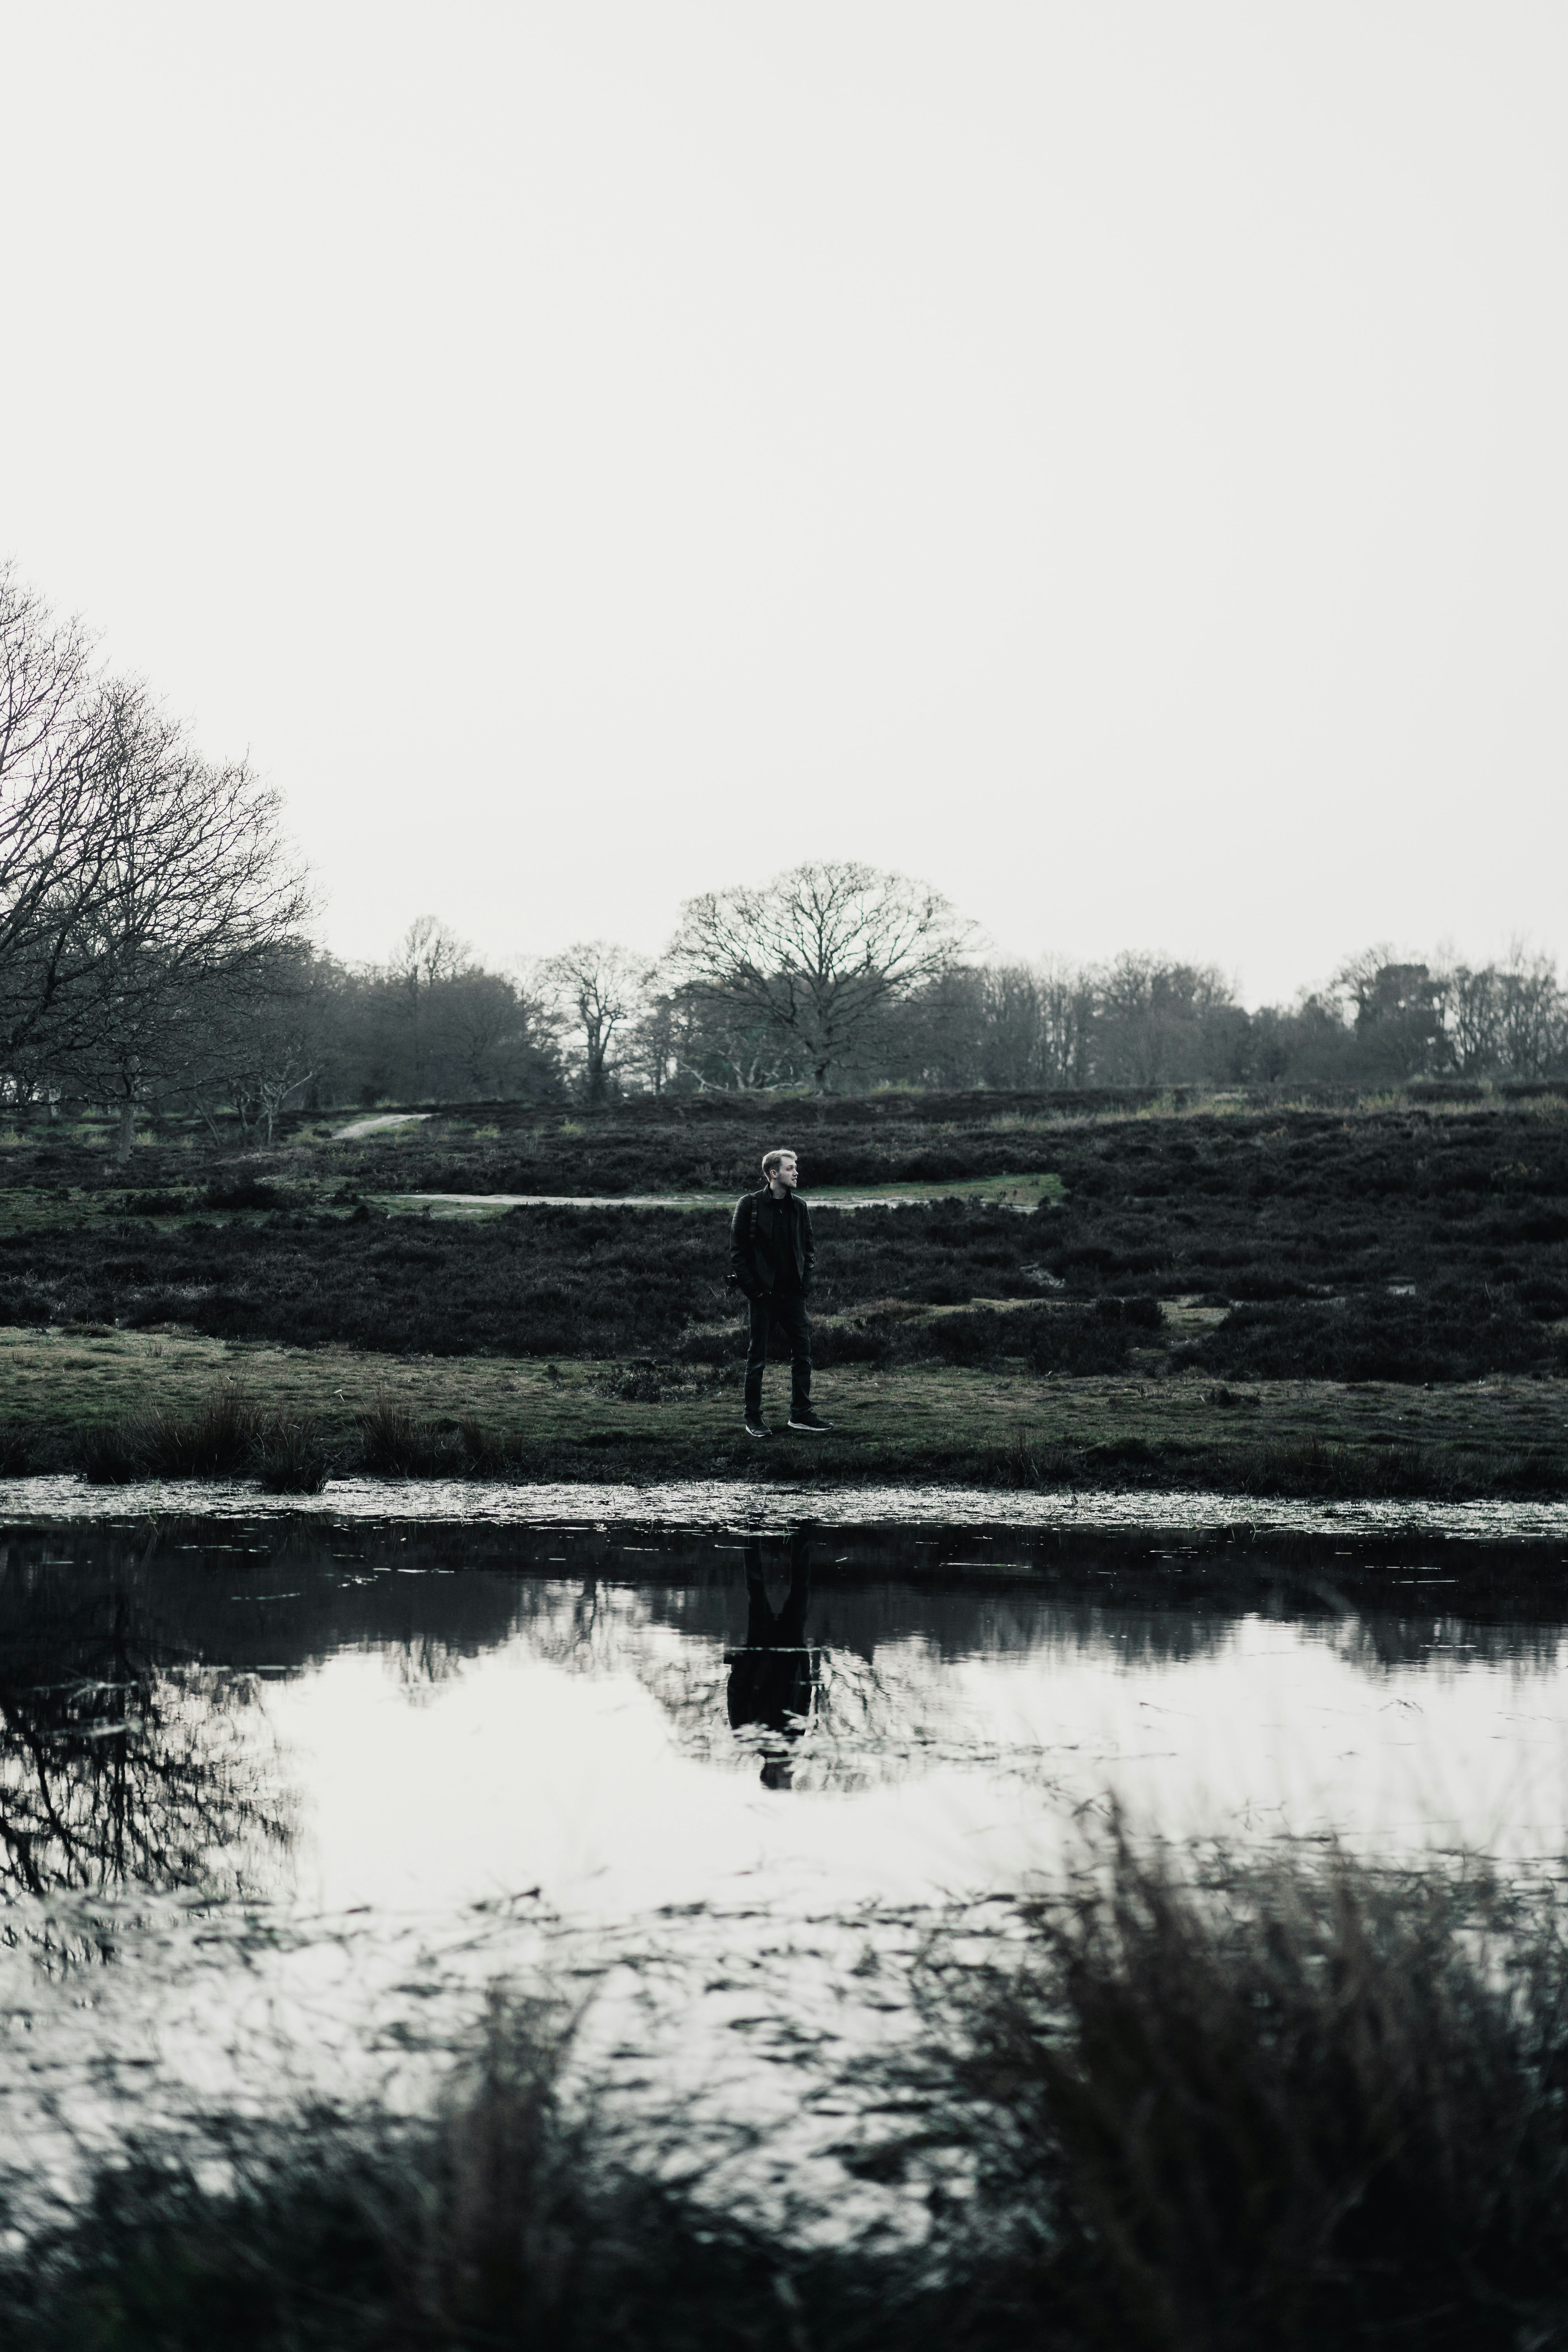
left=0, top=1090, right=1564, bottom=1495
left=1, top=1096, right=1563, bottom=1385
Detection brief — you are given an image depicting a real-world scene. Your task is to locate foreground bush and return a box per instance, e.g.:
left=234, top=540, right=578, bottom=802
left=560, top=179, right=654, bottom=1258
left=8, top=1848, right=1568, bottom=2349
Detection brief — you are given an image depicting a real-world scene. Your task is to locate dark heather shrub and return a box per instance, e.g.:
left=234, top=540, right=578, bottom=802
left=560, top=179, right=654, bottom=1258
left=3, top=1104, right=1567, bottom=1387
left=205, top=1178, right=280, bottom=1210
left=897, top=1305, right=1134, bottom=1377
left=192, top=1295, right=269, bottom=1340
left=917, top=1276, right=971, bottom=1306
left=919, top=1309, right=1010, bottom=1366
left=1193, top=1295, right=1565, bottom=1385
left=1026, top=1313, right=1138, bottom=1376
left=810, top=1321, right=894, bottom=1368
left=125, top=1293, right=192, bottom=1328
left=674, top=1326, right=745, bottom=1366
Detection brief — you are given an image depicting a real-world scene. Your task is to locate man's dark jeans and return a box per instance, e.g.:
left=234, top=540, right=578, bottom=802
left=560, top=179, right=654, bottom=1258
left=744, top=1290, right=812, bottom=1422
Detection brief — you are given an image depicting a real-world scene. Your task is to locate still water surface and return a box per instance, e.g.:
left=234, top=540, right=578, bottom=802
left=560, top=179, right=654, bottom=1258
left=4, top=1502, right=1568, bottom=2167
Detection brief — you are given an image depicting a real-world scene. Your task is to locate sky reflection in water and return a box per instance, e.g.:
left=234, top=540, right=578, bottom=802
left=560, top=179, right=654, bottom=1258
left=4, top=1508, right=1568, bottom=2158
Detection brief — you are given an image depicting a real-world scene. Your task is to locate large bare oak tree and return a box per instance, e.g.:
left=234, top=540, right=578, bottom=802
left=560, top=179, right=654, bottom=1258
left=666, top=861, right=976, bottom=1091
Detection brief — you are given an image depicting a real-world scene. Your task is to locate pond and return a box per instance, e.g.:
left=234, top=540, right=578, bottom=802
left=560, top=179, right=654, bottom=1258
left=4, top=1490, right=1568, bottom=2193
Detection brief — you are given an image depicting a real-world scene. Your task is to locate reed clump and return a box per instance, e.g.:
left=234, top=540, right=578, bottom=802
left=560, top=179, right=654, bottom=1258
left=0, top=1997, right=846, bottom=2352
left=355, top=1391, right=465, bottom=1476
left=81, top=1385, right=335, bottom=1493
left=249, top=1416, right=337, bottom=1494
left=354, top=1397, right=544, bottom=1480
left=902, top=1840, right=1568, bottom=2350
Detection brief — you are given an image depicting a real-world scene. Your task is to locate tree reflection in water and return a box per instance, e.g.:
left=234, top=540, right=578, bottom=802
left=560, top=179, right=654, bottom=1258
left=0, top=1572, right=292, bottom=1926
left=4, top=1515, right=1557, bottom=1922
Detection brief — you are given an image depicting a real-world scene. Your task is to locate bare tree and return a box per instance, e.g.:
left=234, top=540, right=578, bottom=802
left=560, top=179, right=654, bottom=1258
left=384, top=915, right=475, bottom=1097
left=183, top=943, right=336, bottom=1141
left=976, top=962, right=1046, bottom=1089
left=1361, top=943, right=1564, bottom=1084
left=1437, top=957, right=1503, bottom=1076
left=0, top=566, right=119, bottom=1065
left=54, top=684, right=311, bottom=1158
left=621, top=982, right=791, bottom=1094
left=392, top=914, right=471, bottom=995
left=1494, top=944, right=1566, bottom=1080
left=541, top=940, right=651, bottom=1102
left=667, top=861, right=976, bottom=1092
left=1036, top=956, right=1098, bottom=1087
left=624, top=986, right=681, bottom=1096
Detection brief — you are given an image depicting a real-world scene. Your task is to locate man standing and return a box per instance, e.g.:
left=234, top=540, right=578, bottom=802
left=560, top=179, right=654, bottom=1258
left=730, top=1148, right=833, bottom=1438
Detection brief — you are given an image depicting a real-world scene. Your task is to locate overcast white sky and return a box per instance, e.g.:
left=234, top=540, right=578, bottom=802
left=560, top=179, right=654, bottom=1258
left=2, top=3, right=1564, bottom=1006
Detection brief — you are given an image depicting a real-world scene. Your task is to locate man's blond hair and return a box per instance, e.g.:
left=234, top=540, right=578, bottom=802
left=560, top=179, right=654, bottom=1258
left=760, top=1148, right=795, bottom=1177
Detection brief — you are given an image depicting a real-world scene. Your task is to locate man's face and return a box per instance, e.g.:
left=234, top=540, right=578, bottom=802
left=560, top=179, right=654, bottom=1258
left=771, top=1152, right=799, bottom=1191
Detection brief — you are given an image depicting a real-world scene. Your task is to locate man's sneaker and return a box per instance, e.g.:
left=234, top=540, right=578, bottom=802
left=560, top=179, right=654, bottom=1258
left=787, top=1408, right=833, bottom=1433
left=743, top=1416, right=771, bottom=1439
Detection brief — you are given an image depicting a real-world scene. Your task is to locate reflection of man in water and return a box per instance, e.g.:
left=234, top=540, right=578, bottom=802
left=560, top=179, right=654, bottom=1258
left=726, top=1531, right=815, bottom=1790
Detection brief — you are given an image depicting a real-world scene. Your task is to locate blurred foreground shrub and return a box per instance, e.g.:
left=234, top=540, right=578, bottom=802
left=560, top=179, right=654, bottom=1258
left=903, top=1839, right=1568, bottom=2350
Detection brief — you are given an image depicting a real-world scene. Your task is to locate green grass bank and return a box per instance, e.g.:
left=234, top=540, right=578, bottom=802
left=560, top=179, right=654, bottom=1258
left=2, top=1328, right=1564, bottom=1498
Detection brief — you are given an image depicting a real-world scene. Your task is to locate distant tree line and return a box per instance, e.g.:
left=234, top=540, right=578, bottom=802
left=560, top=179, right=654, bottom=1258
left=286, top=874, right=1568, bottom=1111
left=4, top=567, right=1564, bottom=1140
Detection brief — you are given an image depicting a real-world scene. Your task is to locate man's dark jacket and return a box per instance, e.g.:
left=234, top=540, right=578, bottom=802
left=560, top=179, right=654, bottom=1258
left=730, top=1188, right=814, bottom=1300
